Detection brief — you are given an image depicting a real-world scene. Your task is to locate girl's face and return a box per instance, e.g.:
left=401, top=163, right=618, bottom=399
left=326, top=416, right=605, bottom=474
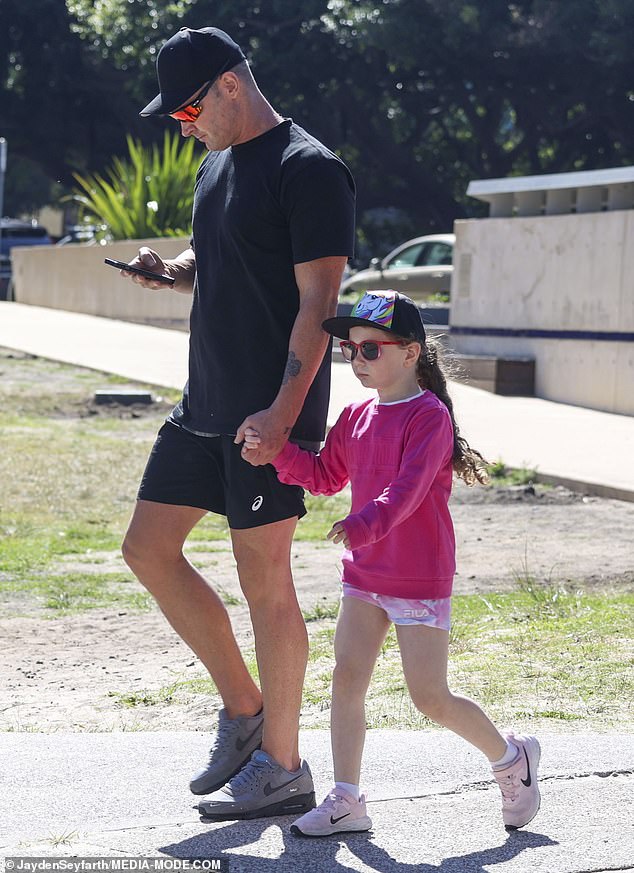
left=346, top=326, right=421, bottom=403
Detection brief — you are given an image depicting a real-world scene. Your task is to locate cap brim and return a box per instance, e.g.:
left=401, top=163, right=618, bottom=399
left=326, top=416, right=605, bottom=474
left=139, top=93, right=165, bottom=117
left=321, top=316, right=395, bottom=341
left=140, top=87, right=196, bottom=117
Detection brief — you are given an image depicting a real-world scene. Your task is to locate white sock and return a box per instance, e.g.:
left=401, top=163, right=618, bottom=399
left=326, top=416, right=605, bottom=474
left=491, top=740, right=519, bottom=769
left=335, top=780, right=360, bottom=799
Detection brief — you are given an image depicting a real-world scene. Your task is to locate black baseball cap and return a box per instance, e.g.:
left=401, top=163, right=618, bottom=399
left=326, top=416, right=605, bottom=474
left=322, top=290, right=426, bottom=343
left=140, top=26, right=246, bottom=117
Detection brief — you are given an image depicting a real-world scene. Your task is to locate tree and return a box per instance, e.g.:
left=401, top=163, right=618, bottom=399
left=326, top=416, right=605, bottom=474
left=0, top=0, right=142, bottom=214
left=319, top=0, right=634, bottom=234
left=3, top=1, right=633, bottom=244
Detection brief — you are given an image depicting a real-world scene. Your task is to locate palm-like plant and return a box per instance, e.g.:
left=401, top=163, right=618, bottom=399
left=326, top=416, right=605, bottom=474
left=72, top=132, right=202, bottom=240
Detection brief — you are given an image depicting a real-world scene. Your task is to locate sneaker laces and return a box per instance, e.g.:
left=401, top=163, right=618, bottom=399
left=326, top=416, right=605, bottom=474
left=320, top=791, right=349, bottom=812
left=228, top=754, right=272, bottom=793
left=495, top=771, right=520, bottom=803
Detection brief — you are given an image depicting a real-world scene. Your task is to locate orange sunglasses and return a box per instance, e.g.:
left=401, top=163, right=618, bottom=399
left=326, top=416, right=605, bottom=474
left=169, top=80, right=213, bottom=123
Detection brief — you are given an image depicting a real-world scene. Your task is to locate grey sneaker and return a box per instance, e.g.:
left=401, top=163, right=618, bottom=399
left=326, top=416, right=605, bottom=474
left=198, top=750, right=316, bottom=821
left=189, top=708, right=264, bottom=795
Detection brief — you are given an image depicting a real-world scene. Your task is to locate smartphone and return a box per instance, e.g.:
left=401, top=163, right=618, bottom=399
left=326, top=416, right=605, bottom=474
left=104, top=257, right=175, bottom=286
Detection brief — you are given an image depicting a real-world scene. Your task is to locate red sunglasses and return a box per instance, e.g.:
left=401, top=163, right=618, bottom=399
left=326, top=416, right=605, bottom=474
left=169, top=80, right=213, bottom=123
left=339, top=338, right=402, bottom=362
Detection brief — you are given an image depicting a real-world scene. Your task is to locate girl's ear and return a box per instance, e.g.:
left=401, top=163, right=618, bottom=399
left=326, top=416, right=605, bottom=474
left=404, top=341, right=421, bottom=368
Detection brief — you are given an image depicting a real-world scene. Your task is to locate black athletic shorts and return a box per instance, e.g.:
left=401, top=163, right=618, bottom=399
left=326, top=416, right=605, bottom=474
left=138, top=421, right=307, bottom=529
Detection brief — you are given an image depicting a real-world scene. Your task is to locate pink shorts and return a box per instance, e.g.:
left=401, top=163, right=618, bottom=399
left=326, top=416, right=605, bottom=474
left=342, top=583, right=451, bottom=630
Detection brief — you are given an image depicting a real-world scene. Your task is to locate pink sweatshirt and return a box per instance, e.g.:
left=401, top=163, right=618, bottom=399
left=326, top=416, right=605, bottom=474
left=273, top=391, right=456, bottom=599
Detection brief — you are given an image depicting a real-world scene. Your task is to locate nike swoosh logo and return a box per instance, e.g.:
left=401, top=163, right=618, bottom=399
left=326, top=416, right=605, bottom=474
left=330, top=813, right=350, bottom=824
left=263, top=773, right=306, bottom=796
left=235, top=722, right=262, bottom=752
left=521, top=749, right=532, bottom=787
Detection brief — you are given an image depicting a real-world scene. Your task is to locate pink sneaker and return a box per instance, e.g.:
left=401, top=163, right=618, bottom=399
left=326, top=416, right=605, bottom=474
left=493, top=732, right=541, bottom=830
left=290, top=787, right=372, bottom=837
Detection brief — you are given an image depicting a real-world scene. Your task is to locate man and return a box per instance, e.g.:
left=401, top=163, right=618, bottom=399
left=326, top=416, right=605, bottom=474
left=120, top=26, right=355, bottom=822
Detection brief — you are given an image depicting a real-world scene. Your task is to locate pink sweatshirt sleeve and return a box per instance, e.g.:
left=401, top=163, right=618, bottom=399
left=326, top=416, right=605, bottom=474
left=343, top=408, right=453, bottom=550
left=272, top=412, right=350, bottom=495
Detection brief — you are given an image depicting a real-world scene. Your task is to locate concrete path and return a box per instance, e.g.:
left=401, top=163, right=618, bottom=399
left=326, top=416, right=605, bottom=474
left=1, top=301, right=633, bottom=499
left=1, top=730, right=633, bottom=872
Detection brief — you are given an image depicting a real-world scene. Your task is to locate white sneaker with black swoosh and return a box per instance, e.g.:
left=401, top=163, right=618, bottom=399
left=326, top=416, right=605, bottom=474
left=291, top=787, right=372, bottom=837
left=198, top=750, right=315, bottom=821
left=493, top=732, right=541, bottom=830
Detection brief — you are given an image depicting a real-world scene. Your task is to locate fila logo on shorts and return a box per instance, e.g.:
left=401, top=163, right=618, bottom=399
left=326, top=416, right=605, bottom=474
left=251, top=495, right=264, bottom=511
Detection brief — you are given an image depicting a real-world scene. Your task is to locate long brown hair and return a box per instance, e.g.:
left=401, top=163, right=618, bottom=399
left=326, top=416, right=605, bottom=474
left=407, top=335, right=489, bottom=485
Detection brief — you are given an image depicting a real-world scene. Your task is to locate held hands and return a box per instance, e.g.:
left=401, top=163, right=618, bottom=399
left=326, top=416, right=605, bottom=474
left=239, top=426, right=262, bottom=465
left=239, top=423, right=351, bottom=548
left=122, top=246, right=172, bottom=290
left=240, top=427, right=352, bottom=548
left=235, top=408, right=291, bottom=466
left=327, top=520, right=351, bottom=549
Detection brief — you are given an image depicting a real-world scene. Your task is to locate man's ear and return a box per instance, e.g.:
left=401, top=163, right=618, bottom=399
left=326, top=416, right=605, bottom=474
left=219, top=71, right=240, bottom=98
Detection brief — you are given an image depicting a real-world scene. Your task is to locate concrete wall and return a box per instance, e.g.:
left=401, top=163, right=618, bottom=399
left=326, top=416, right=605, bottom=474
left=11, top=238, right=192, bottom=330
left=450, top=210, right=634, bottom=415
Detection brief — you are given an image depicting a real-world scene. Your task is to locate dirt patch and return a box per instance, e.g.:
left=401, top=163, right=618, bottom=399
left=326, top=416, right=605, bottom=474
left=0, top=348, right=177, bottom=419
left=452, top=478, right=585, bottom=505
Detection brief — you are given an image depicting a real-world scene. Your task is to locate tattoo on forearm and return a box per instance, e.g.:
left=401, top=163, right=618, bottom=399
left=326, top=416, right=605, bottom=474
left=282, top=351, right=302, bottom=386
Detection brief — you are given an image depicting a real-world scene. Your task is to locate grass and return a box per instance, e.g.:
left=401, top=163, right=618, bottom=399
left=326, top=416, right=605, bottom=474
left=297, top=492, right=352, bottom=540
left=108, top=657, right=261, bottom=711
left=104, top=586, right=633, bottom=731
left=300, top=587, right=634, bottom=730
left=0, top=352, right=237, bottom=610
left=47, top=829, right=80, bottom=847
left=0, top=351, right=348, bottom=609
left=302, top=601, right=340, bottom=622
left=487, top=460, right=538, bottom=487
left=216, top=585, right=244, bottom=606
left=1, top=566, right=153, bottom=613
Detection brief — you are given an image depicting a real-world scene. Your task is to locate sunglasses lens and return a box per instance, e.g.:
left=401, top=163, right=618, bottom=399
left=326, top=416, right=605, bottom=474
left=340, top=342, right=355, bottom=361
left=360, top=342, right=380, bottom=360
left=170, top=105, right=200, bottom=122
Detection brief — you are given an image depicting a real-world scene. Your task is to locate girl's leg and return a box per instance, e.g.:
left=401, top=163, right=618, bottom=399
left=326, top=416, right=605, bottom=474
left=290, top=594, right=388, bottom=837
left=331, top=595, right=391, bottom=784
left=397, top=623, right=542, bottom=831
left=396, top=624, right=507, bottom=761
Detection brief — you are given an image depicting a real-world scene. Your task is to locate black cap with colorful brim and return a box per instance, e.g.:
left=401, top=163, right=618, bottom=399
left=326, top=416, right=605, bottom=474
left=322, top=290, right=427, bottom=343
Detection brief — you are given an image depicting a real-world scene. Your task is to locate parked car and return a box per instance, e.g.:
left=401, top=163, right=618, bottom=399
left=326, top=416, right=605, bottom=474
left=340, top=233, right=454, bottom=302
left=0, top=218, right=52, bottom=300
left=56, top=224, right=99, bottom=246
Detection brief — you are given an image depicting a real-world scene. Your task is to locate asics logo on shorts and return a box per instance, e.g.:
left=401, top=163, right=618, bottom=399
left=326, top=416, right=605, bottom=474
left=251, top=495, right=264, bottom=511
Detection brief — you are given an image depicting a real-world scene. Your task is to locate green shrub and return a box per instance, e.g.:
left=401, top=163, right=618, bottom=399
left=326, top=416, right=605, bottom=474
left=72, top=132, right=202, bottom=240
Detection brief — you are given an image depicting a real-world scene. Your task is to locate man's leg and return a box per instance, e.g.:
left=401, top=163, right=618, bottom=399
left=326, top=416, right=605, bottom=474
left=197, top=515, right=315, bottom=821
left=122, top=499, right=262, bottom=717
left=230, top=516, right=307, bottom=772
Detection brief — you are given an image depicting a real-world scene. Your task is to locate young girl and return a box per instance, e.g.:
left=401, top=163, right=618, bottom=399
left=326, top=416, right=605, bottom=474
left=243, top=290, right=541, bottom=837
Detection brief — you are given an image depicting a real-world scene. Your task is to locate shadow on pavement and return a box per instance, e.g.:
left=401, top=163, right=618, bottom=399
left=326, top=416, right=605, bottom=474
left=161, top=818, right=558, bottom=872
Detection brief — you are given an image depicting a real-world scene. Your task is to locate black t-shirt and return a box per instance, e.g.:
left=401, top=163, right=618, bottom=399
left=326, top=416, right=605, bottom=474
left=170, top=119, right=356, bottom=442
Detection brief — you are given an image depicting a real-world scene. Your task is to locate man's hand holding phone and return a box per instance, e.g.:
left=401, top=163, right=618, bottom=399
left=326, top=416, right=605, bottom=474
left=107, top=247, right=175, bottom=289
